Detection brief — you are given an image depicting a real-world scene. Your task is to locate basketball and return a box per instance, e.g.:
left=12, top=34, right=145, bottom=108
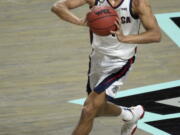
left=87, top=6, right=118, bottom=36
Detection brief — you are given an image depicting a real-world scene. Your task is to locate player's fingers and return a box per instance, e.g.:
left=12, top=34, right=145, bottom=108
left=80, top=17, right=88, bottom=27
left=110, top=30, right=116, bottom=34
left=117, top=14, right=121, bottom=20
left=115, top=21, right=120, bottom=30
left=116, top=17, right=121, bottom=24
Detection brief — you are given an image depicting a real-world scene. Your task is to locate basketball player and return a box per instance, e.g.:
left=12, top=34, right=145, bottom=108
left=51, top=0, right=161, bottom=134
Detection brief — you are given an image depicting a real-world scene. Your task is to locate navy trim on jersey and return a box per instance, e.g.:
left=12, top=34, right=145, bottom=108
left=86, top=56, right=92, bottom=94
left=86, top=50, right=94, bottom=94
left=89, top=0, right=99, bottom=9
left=90, top=30, right=93, bottom=44
left=107, top=0, right=125, bottom=9
left=94, top=56, right=135, bottom=93
left=95, top=0, right=99, bottom=6
left=86, top=76, right=92, bottom=94
left=129, top=0, right=139, bottom=19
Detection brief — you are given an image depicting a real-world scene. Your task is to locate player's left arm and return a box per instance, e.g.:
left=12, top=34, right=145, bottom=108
left=111, top=0, right=161, bottom=44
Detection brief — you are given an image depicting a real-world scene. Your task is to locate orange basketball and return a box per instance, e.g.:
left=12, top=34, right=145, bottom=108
left=87, top=6, right=118, bottom=36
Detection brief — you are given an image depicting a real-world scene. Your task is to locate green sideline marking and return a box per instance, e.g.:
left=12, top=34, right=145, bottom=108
left=155, top=12, right=180, bottom=47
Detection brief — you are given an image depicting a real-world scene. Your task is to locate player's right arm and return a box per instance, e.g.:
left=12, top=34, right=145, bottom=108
left=51, top=0, right=94, bottom=26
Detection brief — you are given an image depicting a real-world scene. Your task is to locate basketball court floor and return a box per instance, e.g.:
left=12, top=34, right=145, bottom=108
left=0, top=0, right=179, bottom=135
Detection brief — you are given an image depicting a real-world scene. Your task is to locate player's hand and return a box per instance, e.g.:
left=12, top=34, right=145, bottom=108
left=78, top=17, right=88, bottom=27
left=110, top=18, right=125, bottom=42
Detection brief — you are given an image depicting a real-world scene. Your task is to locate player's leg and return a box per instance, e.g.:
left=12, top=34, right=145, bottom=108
left=96, top=101, right=122, bottom=117
left=96, top=101, right=138, bottom=122
left=87, top=81, right=124, bottom=118
left=71, top=91, right=134, bottom=135
left=87, top=67, right=144, bottom=135
left=95, top=100, right=145, bottom=135
left=72, top=91, right=107, bottom=135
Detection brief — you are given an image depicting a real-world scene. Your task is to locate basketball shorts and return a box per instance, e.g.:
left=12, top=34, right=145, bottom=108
left=86, top=50, right=135, bottom=98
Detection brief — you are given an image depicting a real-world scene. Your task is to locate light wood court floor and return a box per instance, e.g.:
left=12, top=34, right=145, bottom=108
left=0, top=0, right=179, bottom=135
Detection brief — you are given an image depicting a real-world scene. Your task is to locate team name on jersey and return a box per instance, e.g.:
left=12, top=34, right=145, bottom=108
left=121, top=16, right=131, bottom=24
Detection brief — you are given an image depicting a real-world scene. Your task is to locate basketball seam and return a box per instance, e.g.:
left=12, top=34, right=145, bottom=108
left=91, top=24, right=116, bottom=30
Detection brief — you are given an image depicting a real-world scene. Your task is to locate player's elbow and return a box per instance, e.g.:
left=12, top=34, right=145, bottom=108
left=154, top=30, right=161, bottom=42
left=152, top=29, right=161, bottom=43
left=51, top=2, right=66, bottom=14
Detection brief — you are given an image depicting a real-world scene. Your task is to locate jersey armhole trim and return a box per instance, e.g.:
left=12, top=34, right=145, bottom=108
left=130, top=0, right=139, bottom=19
left=95, top=0, right=99, bottom=5
left=89, top=0, right=99, bottom=8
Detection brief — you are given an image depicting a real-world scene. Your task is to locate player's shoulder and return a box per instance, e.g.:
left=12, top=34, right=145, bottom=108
left=132, top=0, right=151, bottom=8
left=132, top=0, right=152, bottom=14
left=86, top=0, right=96, bottom=6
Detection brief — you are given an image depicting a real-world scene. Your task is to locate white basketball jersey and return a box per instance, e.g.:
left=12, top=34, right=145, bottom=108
left=91, top=0, right=140, bottom=59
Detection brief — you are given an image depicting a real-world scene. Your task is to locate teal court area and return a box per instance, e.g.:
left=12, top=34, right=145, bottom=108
left=155, top=12, right=180, bottom=47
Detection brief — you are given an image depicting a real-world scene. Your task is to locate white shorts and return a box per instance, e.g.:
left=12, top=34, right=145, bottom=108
left=86, top=50, right=135, bottom=98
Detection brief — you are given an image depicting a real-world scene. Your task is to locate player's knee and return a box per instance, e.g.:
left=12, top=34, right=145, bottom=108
left=81, top=92, right=106, bottom=119
left=81, top=105, right=97, bottom=120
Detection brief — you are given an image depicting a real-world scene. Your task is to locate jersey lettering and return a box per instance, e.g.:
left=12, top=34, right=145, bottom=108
left=121, top=16, right=131, bottom=24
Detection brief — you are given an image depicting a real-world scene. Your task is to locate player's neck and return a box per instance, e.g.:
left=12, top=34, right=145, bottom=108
left=108, top=0, right=123, bottom=7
